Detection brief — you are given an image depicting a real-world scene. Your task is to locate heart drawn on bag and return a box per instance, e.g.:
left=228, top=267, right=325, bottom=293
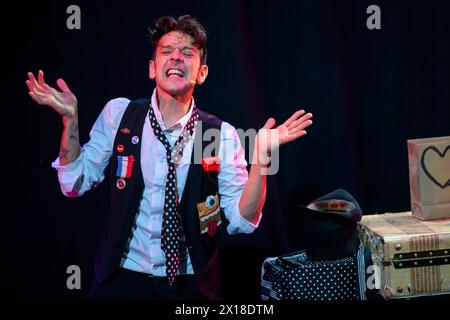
left=420, top=145, right=450, bottom=189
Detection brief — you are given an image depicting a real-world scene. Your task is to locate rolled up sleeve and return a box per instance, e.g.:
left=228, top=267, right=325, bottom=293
left=51, top=98, right=130, bottom=197
left=218, top=122, right=262, bottom=235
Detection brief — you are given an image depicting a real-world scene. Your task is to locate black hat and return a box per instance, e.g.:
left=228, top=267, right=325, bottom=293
left=300, top=189, right=362, bottom=261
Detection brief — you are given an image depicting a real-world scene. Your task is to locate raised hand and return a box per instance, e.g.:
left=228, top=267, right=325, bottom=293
left=272, top=109, right=313, bottom=145
left=26, top=70, right=78, bottom=120
left=26, top=69, right=81, bottom=165
left=254, top=110, right=313, bottom=164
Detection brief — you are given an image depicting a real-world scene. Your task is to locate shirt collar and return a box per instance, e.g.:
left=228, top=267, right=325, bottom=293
left=150, top=88, right=195, bottom=132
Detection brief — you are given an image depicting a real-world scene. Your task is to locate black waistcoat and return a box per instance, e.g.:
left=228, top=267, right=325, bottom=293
left=94, top=98, right=224, bottom=299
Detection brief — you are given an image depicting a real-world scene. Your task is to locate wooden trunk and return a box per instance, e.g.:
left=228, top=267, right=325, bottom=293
left=359, top=212, right=450, bottom=299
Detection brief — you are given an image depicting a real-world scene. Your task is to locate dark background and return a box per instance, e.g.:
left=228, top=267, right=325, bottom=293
left=2, top=0, right=449, bottom=299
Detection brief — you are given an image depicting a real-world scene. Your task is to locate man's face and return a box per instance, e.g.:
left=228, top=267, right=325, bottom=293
left=149, top=31, right=208, bottom=96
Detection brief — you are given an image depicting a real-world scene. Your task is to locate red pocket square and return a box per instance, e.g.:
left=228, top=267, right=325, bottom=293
left=202, top=157, right=220, bottom=172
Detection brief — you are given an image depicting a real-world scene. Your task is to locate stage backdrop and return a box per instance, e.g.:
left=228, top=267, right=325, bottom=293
left=3, top=0, right=449, bottom=299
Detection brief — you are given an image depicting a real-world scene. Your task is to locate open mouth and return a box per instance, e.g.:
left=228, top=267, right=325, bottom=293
left=166, top=68, right=185, bottom=78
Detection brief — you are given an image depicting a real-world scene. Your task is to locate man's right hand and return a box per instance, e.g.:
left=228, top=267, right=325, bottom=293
left=27, top=70, right=81, bottom=165
left=26, top=70, right=78, bottom=120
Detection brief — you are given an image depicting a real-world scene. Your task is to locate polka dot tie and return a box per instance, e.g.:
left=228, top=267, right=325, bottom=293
left=148, top=105, right=199, bottom=285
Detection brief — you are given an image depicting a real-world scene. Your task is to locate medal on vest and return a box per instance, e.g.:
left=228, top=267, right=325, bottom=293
left=197, top=194, right=222, bottom=237
left=120, top=128, right=130, bottom=134
left=116, top=178, right=126, bottom=190
left=116, top=155, right=135, bottom=178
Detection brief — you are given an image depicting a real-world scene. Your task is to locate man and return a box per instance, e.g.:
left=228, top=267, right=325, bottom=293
left=26, top=15, right=313, bottom=299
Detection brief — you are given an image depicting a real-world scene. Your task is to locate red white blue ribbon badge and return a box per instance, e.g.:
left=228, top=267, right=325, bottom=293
left=116, top=155, right=134, bottom=178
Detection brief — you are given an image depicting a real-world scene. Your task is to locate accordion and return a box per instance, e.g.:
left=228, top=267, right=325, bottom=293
left=261, top=246, right=372, bottom=300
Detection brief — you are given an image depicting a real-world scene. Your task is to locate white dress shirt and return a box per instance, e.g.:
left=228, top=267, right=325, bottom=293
left=52, top=89, right=261, bottom=276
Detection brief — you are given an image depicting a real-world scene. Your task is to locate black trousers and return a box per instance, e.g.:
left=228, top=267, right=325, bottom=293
left=87, top=268, right=206, bottom=300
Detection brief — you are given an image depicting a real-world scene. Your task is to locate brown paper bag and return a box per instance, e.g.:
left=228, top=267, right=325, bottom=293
left=407, top=136, right=450, bottom=220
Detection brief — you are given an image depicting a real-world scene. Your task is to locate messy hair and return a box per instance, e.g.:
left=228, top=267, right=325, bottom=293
left=149, top=15, right=208, bottom=64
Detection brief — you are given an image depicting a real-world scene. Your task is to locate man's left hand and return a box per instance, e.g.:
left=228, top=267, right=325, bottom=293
left=254, top=109, right=313, bottom=165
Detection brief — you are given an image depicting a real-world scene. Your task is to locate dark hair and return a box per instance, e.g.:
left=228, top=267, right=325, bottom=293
left=149, top=15, right=207, bottom=64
